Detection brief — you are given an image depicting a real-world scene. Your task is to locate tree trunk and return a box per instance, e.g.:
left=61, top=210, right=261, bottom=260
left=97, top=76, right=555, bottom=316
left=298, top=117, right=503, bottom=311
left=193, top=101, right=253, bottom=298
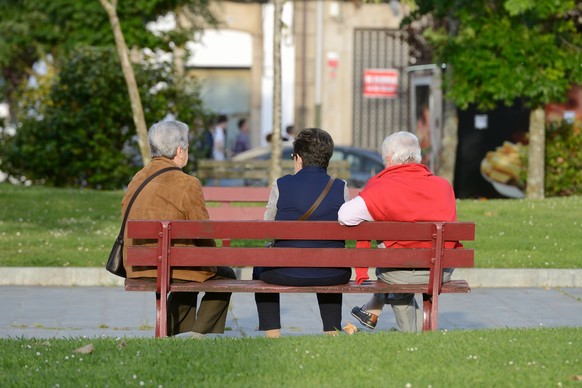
left=526, top=107, right=545, bottom=199
left=438, top=98, right=459, bottom=185
left=437, top=17, right=459, bottom=186
left=269, top=0, right=283, bottom=185
left=173, top=6, right=187, bottom=89
left=99, top=0, right=151, bottom=165
left=437, top=62, right=458, bottom=185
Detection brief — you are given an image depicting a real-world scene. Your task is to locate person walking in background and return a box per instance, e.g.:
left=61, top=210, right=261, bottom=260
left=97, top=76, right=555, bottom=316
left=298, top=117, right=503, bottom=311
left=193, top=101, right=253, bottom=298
left=212, top=114, right=228, bottom=161
left=192, top=117, right=213, bottom=160
left=285, top=124, right=295, bottom=142
left=254, top=128, right=351, bottom=338
left=122, top=120, right=236, bottom=337
left=201, top=125, right=214, bottom=160
left=232, top=118, right=251, bottom=156
left=338, top=131, right=461, bottom=332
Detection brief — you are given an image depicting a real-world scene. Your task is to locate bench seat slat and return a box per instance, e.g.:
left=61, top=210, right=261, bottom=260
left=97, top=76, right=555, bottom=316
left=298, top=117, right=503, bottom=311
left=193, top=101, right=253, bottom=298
left=125, top=278, right=471, bottom=294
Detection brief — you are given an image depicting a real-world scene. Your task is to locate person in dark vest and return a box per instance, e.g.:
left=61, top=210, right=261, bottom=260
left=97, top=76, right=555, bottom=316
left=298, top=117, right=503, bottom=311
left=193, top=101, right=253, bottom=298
left=253, top=127, right=351, bottom=338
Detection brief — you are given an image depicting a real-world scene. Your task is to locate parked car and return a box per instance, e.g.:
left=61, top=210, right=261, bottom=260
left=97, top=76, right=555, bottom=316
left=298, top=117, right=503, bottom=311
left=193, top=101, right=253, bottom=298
left=230, top=144, right=384, bottom=188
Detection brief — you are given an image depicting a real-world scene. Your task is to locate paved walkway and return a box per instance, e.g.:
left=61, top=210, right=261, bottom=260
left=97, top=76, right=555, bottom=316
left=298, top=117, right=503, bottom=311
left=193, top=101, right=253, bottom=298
left=1, top=286, right=581, bottom=339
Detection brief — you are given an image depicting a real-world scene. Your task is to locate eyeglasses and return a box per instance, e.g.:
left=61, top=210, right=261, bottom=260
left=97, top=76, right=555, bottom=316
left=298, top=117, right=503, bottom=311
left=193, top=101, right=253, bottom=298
left=290, top=152, right=298, bottom=160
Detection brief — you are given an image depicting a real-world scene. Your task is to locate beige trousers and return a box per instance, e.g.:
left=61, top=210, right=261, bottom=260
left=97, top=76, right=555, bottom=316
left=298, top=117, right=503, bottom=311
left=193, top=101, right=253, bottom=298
left=374, top=268, right=453, bottom=332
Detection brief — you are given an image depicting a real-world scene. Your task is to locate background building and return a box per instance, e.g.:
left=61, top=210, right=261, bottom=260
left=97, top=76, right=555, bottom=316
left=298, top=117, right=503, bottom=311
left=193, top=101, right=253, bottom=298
left=185, top=1, right=438, bottom=159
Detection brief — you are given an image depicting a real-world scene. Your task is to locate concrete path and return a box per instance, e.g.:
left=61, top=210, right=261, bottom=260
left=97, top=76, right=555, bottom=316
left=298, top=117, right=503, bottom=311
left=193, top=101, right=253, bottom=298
left=1, top=286, right=581, bottom=339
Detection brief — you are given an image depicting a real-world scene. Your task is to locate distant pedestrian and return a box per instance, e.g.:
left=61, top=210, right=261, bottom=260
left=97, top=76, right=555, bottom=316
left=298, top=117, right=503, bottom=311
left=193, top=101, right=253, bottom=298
left=195, top=119, right=213, bottom=159
left=212, top=114, right=228, bottom=161
left=232, top=118, right=251, bottom=156
left=285, top=124, right=295, bottom=142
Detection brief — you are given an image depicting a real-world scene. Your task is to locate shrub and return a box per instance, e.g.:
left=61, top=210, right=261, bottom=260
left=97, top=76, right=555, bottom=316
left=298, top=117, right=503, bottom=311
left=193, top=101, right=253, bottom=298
left=544, top=121, right=582, bottom=197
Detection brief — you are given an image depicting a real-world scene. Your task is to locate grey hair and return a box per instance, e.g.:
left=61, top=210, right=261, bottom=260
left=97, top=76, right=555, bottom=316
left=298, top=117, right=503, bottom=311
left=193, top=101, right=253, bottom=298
left=381, top=131, right=422, bottom=166
left=148, top=120, right=189, bottom=158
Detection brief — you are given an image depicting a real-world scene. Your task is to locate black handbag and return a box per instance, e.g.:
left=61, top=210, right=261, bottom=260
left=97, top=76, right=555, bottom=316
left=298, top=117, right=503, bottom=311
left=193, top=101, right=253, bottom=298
left=106, top=167, right=181, bottom=278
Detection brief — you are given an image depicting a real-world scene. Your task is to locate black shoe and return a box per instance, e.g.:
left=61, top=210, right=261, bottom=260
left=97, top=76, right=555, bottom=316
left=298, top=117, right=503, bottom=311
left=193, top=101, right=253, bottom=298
left=351, top=306, right=378, bottom=330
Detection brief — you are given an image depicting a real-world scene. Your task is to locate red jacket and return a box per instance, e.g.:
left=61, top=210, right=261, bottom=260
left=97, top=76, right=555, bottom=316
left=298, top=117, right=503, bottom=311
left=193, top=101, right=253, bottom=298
left=359, top=163, right=459, bottom=249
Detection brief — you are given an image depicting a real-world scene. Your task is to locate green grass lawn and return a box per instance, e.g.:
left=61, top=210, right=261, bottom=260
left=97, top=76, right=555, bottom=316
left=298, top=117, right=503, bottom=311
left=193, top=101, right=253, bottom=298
left=1, top=328, right=581, bottom=387
left=0, top=183, right=581, bottom=268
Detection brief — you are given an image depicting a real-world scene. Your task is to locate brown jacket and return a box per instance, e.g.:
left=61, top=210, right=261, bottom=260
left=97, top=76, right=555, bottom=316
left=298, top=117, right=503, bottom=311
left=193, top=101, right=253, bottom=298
left=122, top=157, right=216, bottom=282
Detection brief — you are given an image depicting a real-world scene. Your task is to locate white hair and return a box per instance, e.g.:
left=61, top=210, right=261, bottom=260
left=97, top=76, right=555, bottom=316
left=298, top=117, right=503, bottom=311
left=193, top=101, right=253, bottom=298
left=381, top=131, right=422, bottom=166
left=148, top=120, right=189, bottom=158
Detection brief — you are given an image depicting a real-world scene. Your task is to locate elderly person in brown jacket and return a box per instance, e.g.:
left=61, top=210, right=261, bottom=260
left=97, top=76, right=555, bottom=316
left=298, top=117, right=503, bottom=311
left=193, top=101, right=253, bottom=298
left=122, top=120, right=236, bottom=337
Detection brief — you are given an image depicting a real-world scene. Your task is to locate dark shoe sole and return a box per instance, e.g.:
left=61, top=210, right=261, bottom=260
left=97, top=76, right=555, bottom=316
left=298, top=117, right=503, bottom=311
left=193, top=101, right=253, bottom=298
left=351, top=306, right=377, bottom=330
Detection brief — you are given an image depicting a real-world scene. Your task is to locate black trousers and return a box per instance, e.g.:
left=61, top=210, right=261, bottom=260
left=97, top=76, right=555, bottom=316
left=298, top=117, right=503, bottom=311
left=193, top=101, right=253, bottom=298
left=253, top=267, right=351, bottom=332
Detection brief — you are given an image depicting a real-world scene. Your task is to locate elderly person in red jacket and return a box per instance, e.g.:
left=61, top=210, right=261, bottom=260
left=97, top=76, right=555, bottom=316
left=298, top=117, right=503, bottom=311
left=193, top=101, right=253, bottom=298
left=338, top=131, right=460, bottom=332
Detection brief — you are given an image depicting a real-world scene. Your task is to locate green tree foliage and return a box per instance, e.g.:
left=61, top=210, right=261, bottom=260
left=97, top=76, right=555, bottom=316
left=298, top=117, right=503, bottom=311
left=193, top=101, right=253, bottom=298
left=403, top=0, right=581, bottom=198
left=404, top=0, right=581, bottom=109
left=0, top=47, right=210, bottom=189
left=0, top=0, right=216, bottom=123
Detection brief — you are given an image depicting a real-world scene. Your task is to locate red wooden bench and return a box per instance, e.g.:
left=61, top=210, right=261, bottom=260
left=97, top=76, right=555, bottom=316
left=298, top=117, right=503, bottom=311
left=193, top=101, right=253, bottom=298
left=125, top=220, right=475, bottom=337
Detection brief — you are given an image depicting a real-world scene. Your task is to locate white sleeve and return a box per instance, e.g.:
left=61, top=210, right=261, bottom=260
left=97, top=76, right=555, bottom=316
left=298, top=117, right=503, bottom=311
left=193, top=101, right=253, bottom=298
left=264, top=181, right=279, bottom=220
left=338, top=195, right=373, bottom=225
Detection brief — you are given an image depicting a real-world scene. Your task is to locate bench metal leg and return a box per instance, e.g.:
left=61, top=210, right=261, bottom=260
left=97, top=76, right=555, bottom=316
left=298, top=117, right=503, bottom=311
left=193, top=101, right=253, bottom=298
left=422, top=293, right=439, bottom=331
left=155, top=292, right=168, bottom=337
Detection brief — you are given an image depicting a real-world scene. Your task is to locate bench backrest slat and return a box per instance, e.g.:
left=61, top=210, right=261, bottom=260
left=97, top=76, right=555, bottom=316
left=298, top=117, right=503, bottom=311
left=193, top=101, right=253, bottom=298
left=126, top=246, right=473, bottom=268
left=127, top=220, right=472, bottom=241
left=442, top=222, right=476, bottom=241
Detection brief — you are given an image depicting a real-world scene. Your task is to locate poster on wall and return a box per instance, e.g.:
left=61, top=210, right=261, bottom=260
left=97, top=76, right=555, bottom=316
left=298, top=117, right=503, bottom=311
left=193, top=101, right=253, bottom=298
left=362, top=69, right=399, bottom=98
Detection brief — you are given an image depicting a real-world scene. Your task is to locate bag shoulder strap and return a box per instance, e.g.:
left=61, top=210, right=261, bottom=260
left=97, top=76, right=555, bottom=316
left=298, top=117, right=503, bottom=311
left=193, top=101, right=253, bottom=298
left=118, top=166, right=181, bottom=236
left=298, top=177, right=336, bottom=221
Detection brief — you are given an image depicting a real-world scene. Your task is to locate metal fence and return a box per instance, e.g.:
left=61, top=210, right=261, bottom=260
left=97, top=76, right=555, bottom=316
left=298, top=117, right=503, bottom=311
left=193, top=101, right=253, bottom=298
left=352, top=28, right=411, bottom=151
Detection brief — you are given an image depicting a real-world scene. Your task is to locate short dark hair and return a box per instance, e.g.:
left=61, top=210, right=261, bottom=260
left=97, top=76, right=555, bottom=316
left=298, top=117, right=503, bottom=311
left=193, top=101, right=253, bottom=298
left=216, top=114, right=228, bottom=125
left=238, top=118, right=247, bottom=129
left=292, top=128, right=334, bottom=169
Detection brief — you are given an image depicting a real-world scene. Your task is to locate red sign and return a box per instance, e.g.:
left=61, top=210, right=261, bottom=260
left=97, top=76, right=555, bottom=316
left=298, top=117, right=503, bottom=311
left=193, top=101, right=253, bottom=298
left=363, top=69, right=399, bottom=98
